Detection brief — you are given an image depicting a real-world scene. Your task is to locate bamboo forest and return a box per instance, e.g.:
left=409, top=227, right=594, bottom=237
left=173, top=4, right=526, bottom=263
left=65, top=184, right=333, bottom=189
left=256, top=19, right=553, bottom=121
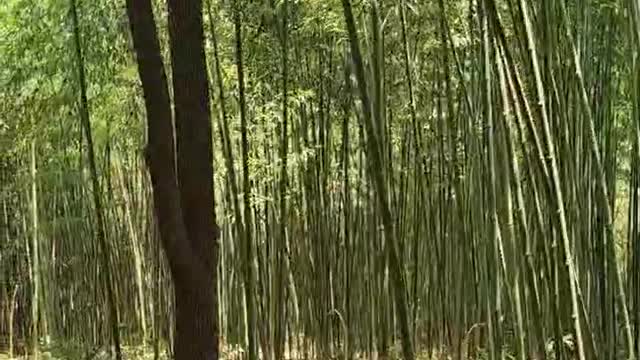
left=2, top=0, right=640, bottom=359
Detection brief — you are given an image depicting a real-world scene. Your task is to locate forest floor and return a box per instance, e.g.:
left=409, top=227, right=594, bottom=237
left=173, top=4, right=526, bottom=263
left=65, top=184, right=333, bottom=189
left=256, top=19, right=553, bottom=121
left=0, top=348, right=462, bottom=360
left=0, top=347, right=450, bottom=360
left=0, top=338, right=485, bottom=359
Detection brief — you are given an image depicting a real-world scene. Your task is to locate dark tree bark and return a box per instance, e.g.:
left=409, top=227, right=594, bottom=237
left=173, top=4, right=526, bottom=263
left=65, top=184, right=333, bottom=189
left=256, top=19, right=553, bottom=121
left=125, top=0, right=219, bottom=359
left=167, top=0, right=219, bottom=358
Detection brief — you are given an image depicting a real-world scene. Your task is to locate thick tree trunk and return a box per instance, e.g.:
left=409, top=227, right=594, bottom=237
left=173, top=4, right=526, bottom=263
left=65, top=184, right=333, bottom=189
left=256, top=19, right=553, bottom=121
left=125, top=0, right=219, bottom=359
left=168, top=0, right=219, bottom=358
left=174, top=280, right=217, bottom=358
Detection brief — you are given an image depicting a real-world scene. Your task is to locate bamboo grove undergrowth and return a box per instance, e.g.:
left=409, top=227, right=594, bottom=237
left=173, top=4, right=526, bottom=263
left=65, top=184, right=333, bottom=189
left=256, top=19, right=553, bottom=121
left=2, top=0, right=640, bottom=359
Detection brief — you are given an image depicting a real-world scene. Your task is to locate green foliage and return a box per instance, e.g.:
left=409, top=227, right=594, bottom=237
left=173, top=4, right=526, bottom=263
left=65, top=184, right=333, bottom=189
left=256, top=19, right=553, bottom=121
left=2, top=0, right=640, bottom=358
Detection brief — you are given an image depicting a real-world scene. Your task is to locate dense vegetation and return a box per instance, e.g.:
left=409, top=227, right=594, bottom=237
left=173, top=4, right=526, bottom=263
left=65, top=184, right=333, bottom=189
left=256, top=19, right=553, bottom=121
left=1, top=0, right=640, bottom=359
